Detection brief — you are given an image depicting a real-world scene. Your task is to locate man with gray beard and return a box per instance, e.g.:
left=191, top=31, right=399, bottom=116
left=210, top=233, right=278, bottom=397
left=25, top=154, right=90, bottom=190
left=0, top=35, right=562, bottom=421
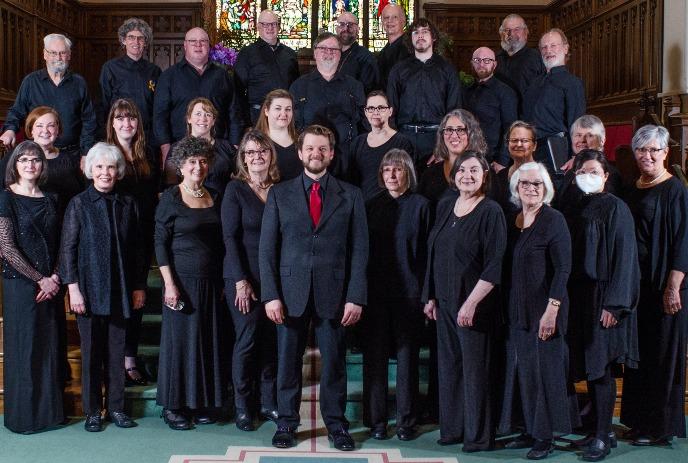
left=494, top=14, right=544, bottom=115
left=1, top=33, right=96, bottom=154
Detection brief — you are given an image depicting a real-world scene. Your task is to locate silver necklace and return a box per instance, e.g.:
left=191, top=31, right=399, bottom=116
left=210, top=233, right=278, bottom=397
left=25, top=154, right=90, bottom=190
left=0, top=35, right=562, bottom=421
left=181, top=182, right=205, bottom=198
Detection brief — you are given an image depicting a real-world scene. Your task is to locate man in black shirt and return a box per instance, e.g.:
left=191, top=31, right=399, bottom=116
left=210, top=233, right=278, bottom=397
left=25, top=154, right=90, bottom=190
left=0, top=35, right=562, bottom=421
left=1, top=33, right=96, bottom=154
left=234, top=10, right=299, bottom=126
left=290, top=32, right=366, bottom=178
left=464, top=47, right=518, bottom=171
left=335, top=12, right=380, bottom=94
left=100, top=18, right=162, bottom=146
left=494, top=14, right=545, bottom=115
left=387, top=19, right=462, bottom=165
left=377, top=3, right=411, bottom=92
left=154, top=27, right=242, bottom=165
left=523, top=28, right=585, bottom=174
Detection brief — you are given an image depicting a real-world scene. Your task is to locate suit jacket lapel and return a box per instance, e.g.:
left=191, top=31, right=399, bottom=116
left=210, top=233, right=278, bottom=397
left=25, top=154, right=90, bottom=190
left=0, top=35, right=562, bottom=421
left=290, top=177, right=312, bottom=226
left=316, top=177, right=343, bottom=230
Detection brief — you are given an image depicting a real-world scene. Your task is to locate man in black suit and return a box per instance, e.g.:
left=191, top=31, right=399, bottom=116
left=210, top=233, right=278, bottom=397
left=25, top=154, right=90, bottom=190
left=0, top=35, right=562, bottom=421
left=259, top=124, right=368, bottom=451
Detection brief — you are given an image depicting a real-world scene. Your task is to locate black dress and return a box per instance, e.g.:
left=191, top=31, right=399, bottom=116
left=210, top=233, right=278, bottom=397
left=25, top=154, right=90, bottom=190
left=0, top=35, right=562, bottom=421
left=0, top=190, right=63, bottom=433
left=499, top=205, right=579, bottom=440
left=155, top=186, right=228, bottom=411
left=221, top=180, right=276, bottom=415
left=348, top=132, right=415, bottom=201
left=422, top=194, right=506, bottom=449
left=621, top=177, right=688, bottom=439
left=274, top=143, right=301, bottom=181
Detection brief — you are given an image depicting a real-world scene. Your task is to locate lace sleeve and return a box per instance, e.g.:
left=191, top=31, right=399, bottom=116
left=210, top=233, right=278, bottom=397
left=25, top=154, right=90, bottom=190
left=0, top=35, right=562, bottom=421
left=0, top=216, right=44, bottom=282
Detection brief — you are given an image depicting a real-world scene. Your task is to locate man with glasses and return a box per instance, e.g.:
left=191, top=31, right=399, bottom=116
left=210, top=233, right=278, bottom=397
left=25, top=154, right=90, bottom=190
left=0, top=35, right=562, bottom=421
left=335, top=12, right=380, bottom=94
left=234, top=10, right=299, bottom=125
left=494, top=14, right=545, bottom=113
left=377, top=3, right=411, bottom=91
left=387, top=18, right=462, bottom=167
left=289, top=32, right=366, bottom=178
left=154, top=27, right=242, bottom=166
left=1, top=33, right=96, bottom=154
left=464, top=47, right=517, bottom=172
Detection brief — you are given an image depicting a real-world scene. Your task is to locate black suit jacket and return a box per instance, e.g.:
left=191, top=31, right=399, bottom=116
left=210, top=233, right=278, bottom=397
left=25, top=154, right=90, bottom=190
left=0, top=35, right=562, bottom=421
left=259, top=174, right=369, bottom=318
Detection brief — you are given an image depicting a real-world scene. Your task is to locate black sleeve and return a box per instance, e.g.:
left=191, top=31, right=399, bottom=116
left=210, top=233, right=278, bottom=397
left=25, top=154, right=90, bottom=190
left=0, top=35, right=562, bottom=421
left=153, top=190, right=176, bottom=267
left=0, top=191, right=43, bottom=281
left=258, top=188, right=281, bottom=303
left=59, top=196, right=81, bottom=284
left=478, top=202, right=507, bottom=284
left=221, top=182, right=248, bottom=282
left=547, top=210, right=572, bottom=302
left=602, top=202, right=640, bottom=315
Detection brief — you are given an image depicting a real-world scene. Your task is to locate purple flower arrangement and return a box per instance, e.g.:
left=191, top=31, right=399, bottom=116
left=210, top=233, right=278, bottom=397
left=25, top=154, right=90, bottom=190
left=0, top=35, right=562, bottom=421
left=209, top=43, right=238, bottom=67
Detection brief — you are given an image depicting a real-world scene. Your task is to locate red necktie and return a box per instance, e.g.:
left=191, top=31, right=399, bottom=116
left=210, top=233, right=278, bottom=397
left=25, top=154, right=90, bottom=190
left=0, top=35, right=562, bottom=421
left=309, top=182, right=322, bottom=227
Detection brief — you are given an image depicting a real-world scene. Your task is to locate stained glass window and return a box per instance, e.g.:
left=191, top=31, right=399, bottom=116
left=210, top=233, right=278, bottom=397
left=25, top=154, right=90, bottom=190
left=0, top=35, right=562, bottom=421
left=271, top=0, right=312, bottom=50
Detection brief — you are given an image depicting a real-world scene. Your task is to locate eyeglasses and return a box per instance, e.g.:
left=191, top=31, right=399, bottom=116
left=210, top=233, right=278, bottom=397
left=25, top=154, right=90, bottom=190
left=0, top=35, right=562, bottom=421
left=185, top=39, right=209, bottom=46
left=508, top=138, right=533, bottom=145
left=314, top=46, right=341, bottom=54
left=244, top=148, right=271, bottom=158
left=471, top=57, right=495, bottom=65
left=502, top=26, right=525, bottom=35
left=442, top=127, right=467, bottom=136
left=45, top=50, right=70, bottom=58
left=337, top=22, right=358, bottom=29
left=634, top=147, right=665, bottom=155
left=364, top=105, right=390, bottom=114
left=518, top=180, right=544, bottom=190
left=17, top=158, right=43, bottom=165
left=125, top=35, right=146, bottom=42
left=258, top=21, right=279, bottom=29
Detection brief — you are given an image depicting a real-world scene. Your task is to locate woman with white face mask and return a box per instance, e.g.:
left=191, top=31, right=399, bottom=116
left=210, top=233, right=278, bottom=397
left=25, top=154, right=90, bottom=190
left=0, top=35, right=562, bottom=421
left=564, top=149, right=640, bottom=461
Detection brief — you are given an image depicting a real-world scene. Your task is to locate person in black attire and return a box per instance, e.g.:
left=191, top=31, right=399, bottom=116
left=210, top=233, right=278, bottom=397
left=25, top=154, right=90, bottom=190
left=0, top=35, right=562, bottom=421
left=335, top=12, right=380, bottom=94
left=154, top=27, right=242, bottom=168
left=494, top=14, right=545, bottom=114
left=464, top=47, right=518, bottom=171
left=1, top=33, right=96, bottom=154
left=563, top=150, right=640, bottom=461
left=621, top=125, right=688, bottom=446
left=498, top=161, right=578, bottom=460
left=363, top=149, right=431, bottom=441
left=155, top=137, right=228, bottom=430
left=377, top=3, right=411, bottom=91
left=348, top=90, right=414, bottom=200
left=490, top=120, right=536, bottom=214
left=60, top=142, right=147, bottom=432
left=523, top=29, right=585, bottom=175
left=105, top=99, right=158, bottom=387
left=290, top=32, right=366, bottom=178
left=422, top=152, right=506, bottom=452
left=222, top=130, right=281, bottom=432
left=1, top=141, right=63, bottom=434
left=99, top=18, right=161, bottom=145
left=255, top=89, right=302, bottom=180
left=387, top=19, right=462, bottom=166
left=233, top=10, right=299, bottom=126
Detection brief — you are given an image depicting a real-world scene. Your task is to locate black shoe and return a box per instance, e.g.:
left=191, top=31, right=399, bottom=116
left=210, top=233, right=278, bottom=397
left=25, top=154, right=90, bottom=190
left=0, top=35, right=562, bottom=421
left=582, top=438, right=611, bottom=462
left=84, top=414, right=103, bottom=432
left=370, top=425, right=388, bottom=440
left=574, top=432, right=617, bottom=449
left=162, top=409, right=192, bottom=431
left=526, top=439, right=554, bottom=460
left=259, top=408, right=279, bottom=423
left=272, top=426, right=297, bottom=448
left=107, top=411, right=137, bottom=428
left=235, top=412, right=255, bottom=431
left=631, top=434, right=671, bottom=446
left=437, top=436, right=462, bottom=446
left=396, top=426, right=416, bottom=441
left=505, top=433, right=535, bottom=449
left=125, top=366, right=148, bottom=387
left=462, top=442, right=491, bottom=453
left=328, top=428, right=355, bottom=451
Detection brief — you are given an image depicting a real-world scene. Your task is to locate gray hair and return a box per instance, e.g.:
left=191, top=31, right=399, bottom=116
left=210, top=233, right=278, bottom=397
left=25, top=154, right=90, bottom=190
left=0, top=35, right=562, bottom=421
left=44, top=33, right=72, bottom=50
left=83, top=142, right=126, bottom=180
left=509, top=161, right=554, bottom=208
left=118, top=18, right=153, bottom=46
left=434, top=109, right=488, bottom=161
left=541, top=28, right=569, bottom=47
left=570, top=114, right=606, bottom=143
left=631, top=124, right=669, bottom=152
left=499, top=14, right=528, bottom=33
left=377, top=148, right=418, bottom=191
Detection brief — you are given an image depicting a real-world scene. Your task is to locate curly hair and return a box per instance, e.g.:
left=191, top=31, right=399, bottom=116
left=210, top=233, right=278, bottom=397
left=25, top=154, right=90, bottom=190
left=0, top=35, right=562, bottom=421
left=169, top=136, right=215, bottom=170
left=118, top=18, right=153, bottom=47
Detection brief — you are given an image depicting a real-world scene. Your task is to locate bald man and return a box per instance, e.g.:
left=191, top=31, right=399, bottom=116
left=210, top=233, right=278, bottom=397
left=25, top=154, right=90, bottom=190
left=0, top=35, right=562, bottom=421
left=154, top=27, right=243, bottom=160
left=234, top=10, right=299, bottom=125
left=377, top=3, right=410, bottom=90
left=464, top=46, right=517, bottom=170
left=335, top=12, right=380, bottom=93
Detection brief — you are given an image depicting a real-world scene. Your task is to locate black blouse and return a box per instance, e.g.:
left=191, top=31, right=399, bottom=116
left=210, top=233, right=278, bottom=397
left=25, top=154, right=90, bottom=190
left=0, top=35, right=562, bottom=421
left=274, top=143, right=302, bottom=181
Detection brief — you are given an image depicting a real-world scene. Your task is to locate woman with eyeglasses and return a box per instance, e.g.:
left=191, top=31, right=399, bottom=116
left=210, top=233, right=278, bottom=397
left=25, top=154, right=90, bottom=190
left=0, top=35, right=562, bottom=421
left=255, top=89, right=302, bottom=181
left=222, top=130, right=280, bottom=431
left=418, top=109, right=487, bottom=204
left=620, top=125, right=688, bottom=446
left=498, top=162, right=578, bottom=460
left=422, top=152, right=506, bottom=452
left=1, top=141, right=63, bottom=433
left=348, top=91, right=414, bottom=200
left=561, top=150, right=639, bottom=461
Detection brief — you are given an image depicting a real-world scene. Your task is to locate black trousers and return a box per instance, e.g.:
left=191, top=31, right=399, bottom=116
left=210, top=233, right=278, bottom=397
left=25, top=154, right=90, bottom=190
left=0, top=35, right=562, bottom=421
left=436, top=300, right=493, bottom=449
left=399, top=128, right=437, bottom=170
left=362, top=298, right=421, bottom=429
left=76, top=311, right=127, bottom=415
left=226, top=281, right=277, bottom=414
left=276, top=304, right=348, bottom=432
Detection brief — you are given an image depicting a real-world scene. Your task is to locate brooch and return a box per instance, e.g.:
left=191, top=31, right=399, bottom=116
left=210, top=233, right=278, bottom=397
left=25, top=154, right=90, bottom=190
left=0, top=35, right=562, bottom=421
left=148, top=80, right=156, bottom=92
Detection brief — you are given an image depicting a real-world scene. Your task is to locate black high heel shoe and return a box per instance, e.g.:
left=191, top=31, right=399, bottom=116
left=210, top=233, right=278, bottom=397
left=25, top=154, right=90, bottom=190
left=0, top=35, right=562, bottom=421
left=162, top=409, right=192, bottom=430
left=125, top=366, right=148, bottom=386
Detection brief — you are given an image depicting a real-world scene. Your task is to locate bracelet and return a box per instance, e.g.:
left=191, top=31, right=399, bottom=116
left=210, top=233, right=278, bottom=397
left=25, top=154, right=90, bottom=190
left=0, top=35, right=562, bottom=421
left=549, top=298, right=561, bottom=307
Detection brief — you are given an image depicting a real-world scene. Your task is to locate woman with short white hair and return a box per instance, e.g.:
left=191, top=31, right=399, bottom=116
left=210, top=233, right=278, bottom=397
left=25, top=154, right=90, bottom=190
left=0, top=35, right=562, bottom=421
left=60, top=142, right=147, bottom=432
